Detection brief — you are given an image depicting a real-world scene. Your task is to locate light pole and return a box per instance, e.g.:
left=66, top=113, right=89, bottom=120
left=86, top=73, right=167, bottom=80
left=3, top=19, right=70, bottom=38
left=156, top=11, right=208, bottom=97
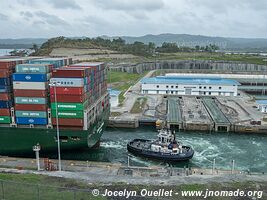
left=33, top=143, right=41, bottom=171
left=49, top=82, right=62, bottom=171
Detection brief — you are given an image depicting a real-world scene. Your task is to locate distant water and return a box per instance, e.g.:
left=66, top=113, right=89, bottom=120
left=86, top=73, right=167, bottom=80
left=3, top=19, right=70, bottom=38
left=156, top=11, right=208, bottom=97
left=41, top=127, right=267, bottom=173
left=0, top=49, right=12, bottom=56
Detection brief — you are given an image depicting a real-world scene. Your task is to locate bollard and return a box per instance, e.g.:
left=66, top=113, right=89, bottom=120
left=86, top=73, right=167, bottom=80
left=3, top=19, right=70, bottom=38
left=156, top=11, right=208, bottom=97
left=231, top=160, right=235, bottom=174
left=212, top=159, right=216, bottom=175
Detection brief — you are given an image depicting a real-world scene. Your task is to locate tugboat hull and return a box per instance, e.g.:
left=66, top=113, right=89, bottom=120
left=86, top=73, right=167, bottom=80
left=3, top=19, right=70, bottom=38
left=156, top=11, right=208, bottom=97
left=127, top=139, right=194, bottom=162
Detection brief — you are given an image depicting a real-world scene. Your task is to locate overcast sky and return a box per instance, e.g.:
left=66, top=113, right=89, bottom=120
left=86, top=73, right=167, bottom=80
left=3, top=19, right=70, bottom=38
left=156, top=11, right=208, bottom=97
left=0, top=0, right=266, bottom=39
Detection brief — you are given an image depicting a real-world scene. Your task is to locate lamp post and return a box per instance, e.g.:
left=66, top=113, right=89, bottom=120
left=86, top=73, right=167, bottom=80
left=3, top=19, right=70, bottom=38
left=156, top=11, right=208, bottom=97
left=49, top=82, right=62, bottom=171
left=33, top=143, right=41, bottom=171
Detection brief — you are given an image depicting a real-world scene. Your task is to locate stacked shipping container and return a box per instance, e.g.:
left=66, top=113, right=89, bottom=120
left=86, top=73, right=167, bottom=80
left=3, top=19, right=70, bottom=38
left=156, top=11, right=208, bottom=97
left=50, top=67, right=91, bottom=128
left=0, top=60, right=16, bottom=124
left=29, top=58, right=72, bottom=68
left=68, top=62, right=107, bottom=103
left=0, top=58, right=108, bottom=130
left=13, top=64, right=52, bottom=125
left=67, top=62, right=108, bottom=128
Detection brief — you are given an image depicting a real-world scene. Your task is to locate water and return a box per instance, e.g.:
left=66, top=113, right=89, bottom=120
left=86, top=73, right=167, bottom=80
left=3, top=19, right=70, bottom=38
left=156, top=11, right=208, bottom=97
left=0, top=49, right=12, bottom=56
left=44, top=127, right=267, bottom=173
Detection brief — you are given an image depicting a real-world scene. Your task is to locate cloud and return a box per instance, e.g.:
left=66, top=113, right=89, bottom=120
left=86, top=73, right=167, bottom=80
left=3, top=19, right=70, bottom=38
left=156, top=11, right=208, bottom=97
left=20, top=11, right=34, bottom=21
left=93, top=0, right=164, bottom=11
left=35, top=11, right=68, bottom=26
left=0, top=0, right=267, bottom=38
left=47, top=0, right=81, bottom=10
left=0, top=13, right=8, bottom=21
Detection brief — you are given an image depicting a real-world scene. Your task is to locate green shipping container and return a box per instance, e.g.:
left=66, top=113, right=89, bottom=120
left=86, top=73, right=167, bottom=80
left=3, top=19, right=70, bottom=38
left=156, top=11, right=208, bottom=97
left=15, top=111, right=47, bottom=118
left=15, top=97, right=47, bottom=105
left=51, top=101, right=87, bottom=111
left=0, top=116, right=11, bottom=124
left=51, top=110, right=84, bottom=119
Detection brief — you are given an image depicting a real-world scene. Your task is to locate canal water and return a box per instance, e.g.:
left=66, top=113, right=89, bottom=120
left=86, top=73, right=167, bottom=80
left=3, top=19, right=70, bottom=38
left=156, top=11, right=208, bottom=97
left=53, top=127, right=267, bottom=173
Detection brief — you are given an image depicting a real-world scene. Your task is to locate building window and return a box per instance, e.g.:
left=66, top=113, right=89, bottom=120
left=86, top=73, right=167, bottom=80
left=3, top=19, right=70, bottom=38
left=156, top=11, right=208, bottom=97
left=176, top=85, right=178, bottom=88
left=219, top=86, right=222, bottom=89
left=204, top=86, right=206, bottom=89
left=166, top=91, right=168, bottom=94
left=166, top=85, right=169, bottom=88
left=156, top=85, right=159, bottom=88
left=209, top=86, right=212, bottom=89
left=171, top=86, right=174, bottom=88
left=175, top=91, right=178, bottom=94
left=199, top=86, right=202, bottom=89
left=204, top=92, right=206, bottom=95
left=171, top=91, right=173, bottom=94
left=157, top=90, right=159, bottom=94
left=209, top=92, right=211, bottom=95
left=219, top=92, right=221, bottom=95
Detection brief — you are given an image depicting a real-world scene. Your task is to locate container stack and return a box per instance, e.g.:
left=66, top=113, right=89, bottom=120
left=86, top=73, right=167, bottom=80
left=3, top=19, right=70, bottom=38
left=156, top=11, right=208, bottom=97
left=29, top=58, right=72, bottom=68
left=0, top=60, right=16, bottom=124
left=69, top=62, right=107, bottom=102
left=13, top=64, right=52, bottom=125
left=68, top=62, right=107, bottom=104
left=50, top=67, right=90, bottom=129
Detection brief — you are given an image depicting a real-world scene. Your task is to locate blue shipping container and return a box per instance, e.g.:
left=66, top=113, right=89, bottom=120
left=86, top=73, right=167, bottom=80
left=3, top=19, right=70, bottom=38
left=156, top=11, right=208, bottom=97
left=0, top=78, right=11, bottom=86
left=0, top=86, right=11, bottom=93
left=0, top=100, right=13, bottom=108
left=13, top=73, right=48, bottom=82
left=16, top=117, right=48, bottom=125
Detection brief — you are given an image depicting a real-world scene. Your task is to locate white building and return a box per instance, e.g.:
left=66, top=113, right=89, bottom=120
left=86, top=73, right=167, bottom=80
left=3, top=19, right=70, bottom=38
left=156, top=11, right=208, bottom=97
left=108, top=89, right=120, bottom=107
left=141, top=75, right=240, bottom=96
left=256, top=100, right=267, bottom=113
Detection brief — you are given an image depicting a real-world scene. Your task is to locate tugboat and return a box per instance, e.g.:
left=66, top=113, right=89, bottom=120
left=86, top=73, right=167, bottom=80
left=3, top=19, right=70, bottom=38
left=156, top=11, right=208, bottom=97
left=127, top=129, right=194, bottom=162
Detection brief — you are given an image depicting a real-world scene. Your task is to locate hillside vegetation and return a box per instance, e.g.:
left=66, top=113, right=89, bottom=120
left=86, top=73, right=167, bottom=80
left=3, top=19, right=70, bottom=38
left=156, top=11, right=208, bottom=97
left=33, top=36, right=219, bottom=56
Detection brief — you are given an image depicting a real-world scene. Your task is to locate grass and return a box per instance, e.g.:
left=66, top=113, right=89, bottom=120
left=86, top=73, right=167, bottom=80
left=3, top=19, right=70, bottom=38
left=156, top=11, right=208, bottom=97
left=107, top=71, right=148, bottom=105
left=150, top=52, right=267, bottom=65
left=130, top=97, right=148, bottom=113
left=0, top=173, right=106, bottom=200
left=110, top=112, right=122, bottom=117
left=0, top=173, right=266, bottom=200
left=84, top=52, right=267, bottom=66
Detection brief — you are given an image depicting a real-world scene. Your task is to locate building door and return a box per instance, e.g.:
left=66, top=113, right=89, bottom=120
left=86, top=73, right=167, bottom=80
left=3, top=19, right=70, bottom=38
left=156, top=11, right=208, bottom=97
left=185, top=88, right=192, bottom=95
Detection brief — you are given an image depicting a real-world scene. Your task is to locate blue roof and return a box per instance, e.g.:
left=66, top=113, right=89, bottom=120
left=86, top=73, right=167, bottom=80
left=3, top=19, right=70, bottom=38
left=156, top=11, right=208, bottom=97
left=141, top=76, right=240, bottom=86
left=256, top=100, right=267, bottom=105
left=108, top=88, right=120, bottom=96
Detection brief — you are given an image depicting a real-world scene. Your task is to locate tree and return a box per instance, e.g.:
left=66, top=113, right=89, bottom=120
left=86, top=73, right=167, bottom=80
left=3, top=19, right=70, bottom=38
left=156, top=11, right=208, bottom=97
left=32, top=43, right=38, bottom=52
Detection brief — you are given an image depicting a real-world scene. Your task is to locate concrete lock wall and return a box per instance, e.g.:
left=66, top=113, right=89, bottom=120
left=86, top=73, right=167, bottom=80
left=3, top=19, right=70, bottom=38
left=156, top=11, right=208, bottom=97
left=110, top=60, right=267, bottom=74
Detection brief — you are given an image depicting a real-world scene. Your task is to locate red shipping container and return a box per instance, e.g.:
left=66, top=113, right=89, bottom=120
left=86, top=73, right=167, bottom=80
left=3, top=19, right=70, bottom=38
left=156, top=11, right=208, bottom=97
left=0, top=61, right=16, bottom=70
left=50, top=87, right=85, bottom=95
left=52, top=68, right=87, bottom=78
left=0, top=93, right=12, bottom=101
left=0, top=70, right=11, bottom=78
left=13, top=89, right=47, bottom=98
left=0, top=108, right=10, bottom=116
left=15, top=104, right=47, bottom=111
left=50, top=93, right=87, bottom=103
left=66, top=66, right=92, bottom=77
left=52, top=118, right=83, bottom=127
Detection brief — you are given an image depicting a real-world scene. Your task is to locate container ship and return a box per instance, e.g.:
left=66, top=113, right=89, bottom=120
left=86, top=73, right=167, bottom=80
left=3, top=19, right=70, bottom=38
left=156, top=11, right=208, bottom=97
left=0, top=57, right=110, bottom=155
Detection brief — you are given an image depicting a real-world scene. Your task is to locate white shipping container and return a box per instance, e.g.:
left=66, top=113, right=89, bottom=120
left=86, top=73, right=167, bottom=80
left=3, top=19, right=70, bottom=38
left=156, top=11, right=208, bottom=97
left=50, top=78, right=85, bottom=87
left=13, top=81, right=48, bottom=90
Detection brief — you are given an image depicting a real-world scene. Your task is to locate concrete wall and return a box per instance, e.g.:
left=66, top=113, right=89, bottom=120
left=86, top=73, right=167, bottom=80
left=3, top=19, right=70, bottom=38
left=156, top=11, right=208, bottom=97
left=110, top=60, right=267, bottom=74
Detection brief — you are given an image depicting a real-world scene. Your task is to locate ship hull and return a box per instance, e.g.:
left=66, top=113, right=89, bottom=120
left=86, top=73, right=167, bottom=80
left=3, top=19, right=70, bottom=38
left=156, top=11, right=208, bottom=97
left=0, top=107, right=109, bottom=156
left=127, top=139, right=194, bottom=162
